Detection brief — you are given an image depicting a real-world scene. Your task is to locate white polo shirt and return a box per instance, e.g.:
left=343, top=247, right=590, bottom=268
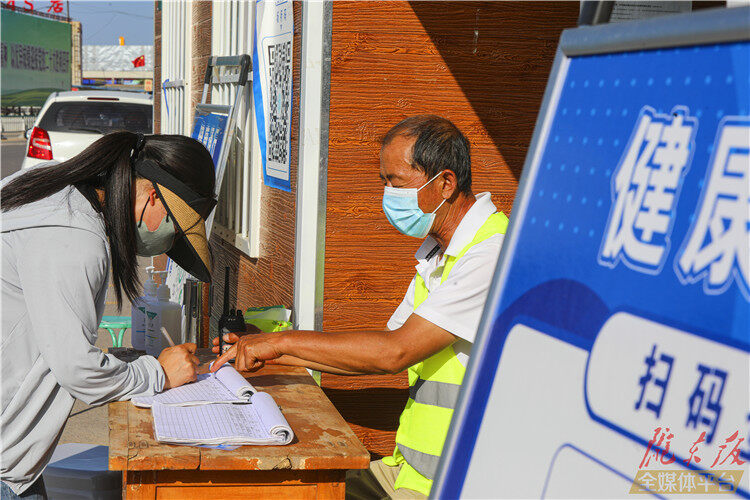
left=387, top=192, right=505, bottom=366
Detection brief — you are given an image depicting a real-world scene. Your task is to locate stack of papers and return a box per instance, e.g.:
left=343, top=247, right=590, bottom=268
left=133, top=364, right=293, bottom=446
left=132, top=362, right=256, bottom=407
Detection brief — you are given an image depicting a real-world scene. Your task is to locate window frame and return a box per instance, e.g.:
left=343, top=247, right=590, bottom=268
left=210, top=0, right=261, bottom=258
left=160, top=0, right=192, bottom=136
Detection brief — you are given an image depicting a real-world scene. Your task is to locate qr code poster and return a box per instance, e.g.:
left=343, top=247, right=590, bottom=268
left=253, top=0, right=293, bottom=192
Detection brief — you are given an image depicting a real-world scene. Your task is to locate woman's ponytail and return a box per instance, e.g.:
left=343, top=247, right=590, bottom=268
left=98, top=133, right=140, bottom=307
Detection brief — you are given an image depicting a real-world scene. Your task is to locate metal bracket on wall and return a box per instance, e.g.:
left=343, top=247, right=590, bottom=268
left=197, top=54, right=252, bottom=235
left=162, top=79, right=186, bottom=89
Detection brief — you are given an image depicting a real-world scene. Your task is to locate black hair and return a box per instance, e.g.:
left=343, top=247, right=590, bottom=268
left=1, top=132, right=215, bottom=309
left=381, top=115, right=472, bottom=195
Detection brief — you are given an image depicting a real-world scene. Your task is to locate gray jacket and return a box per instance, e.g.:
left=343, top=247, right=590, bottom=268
left=1, top=167, right=164, bottom=495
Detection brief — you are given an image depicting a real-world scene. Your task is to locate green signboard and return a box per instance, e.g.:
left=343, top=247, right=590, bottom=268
left=1, top=8, right=71, bottom=106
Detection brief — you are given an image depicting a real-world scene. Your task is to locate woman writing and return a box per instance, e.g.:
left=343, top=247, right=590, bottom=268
left=1, top=132, right=217, bottom=499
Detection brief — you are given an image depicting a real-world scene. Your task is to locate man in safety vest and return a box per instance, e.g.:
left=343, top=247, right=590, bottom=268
left=213, top=115, right=508, bottom=498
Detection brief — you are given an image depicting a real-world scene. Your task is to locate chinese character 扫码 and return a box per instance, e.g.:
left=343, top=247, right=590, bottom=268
left=600, top=106, right=698, bottom=274
left=686, top=364, right=727, bottom=443
left=635, top=344, right=674, bottom=418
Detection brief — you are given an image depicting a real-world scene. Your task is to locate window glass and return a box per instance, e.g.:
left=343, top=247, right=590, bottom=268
left=39, top=102, right=153, bottom=134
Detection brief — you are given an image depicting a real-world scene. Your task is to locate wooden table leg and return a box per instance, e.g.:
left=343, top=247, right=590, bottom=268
left=314, top=471, right=346, bottom=499
left=126, top=471, right=157, bottom=499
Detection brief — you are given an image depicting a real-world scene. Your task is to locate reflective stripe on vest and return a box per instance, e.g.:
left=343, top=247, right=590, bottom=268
left=397, top=443, right=442, bottom=480
left=384, top=211, right=509, bottom=495
left=409, top=378, right=461, bottom=409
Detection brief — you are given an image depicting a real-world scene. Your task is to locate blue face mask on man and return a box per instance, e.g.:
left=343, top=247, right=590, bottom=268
left=382, top=170, right=447, bottom=238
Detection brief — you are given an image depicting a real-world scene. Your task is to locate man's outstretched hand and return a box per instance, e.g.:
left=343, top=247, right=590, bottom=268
left=211, top=333, right=283, bottom=373
left=209, top=324, right=262, bottom=354
left=211, top=332, right=240, bottom=354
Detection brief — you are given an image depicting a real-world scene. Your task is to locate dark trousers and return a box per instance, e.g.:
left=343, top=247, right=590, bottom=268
left=0, top=478, right=47, bottom=500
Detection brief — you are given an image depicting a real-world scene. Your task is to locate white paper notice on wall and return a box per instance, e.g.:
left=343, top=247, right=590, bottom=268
left=253, top=0, right=293, bottom=192
left=609, top=1, right=691, bottom=23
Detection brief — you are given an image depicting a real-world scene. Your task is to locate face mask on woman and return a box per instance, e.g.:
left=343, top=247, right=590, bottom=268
left=135, top=197, right=176, bottom=256
left=382, top=170, right=447, bottom=238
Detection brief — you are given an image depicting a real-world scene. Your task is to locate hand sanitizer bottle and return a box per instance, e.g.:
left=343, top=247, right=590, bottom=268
left=152, top=282, right=182, bottom=351
left=144, top=272, right=167, bottom=357
left=131, top=267, right=157, bottom=351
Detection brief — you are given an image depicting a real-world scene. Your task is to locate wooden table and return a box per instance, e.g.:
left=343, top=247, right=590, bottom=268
left=109, top=356, right=369, bottom=499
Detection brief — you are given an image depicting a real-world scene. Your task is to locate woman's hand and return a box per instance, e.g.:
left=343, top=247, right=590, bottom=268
left=158, top=343, right=200, bottom=389
left=211, top=333, right=283, bottom=373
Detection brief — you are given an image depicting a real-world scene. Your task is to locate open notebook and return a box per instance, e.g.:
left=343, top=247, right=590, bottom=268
left=151, top=392, right=293, bottom=446
left=133, top=364, right=294, bottom=446
left=132, top=363, right=255, bottom=407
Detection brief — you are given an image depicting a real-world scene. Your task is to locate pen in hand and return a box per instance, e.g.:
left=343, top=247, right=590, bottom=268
left=160, top=326, right=176, bottom=347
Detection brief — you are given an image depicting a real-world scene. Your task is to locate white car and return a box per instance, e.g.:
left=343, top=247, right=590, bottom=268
left=22, top=90, right=153, bottom=170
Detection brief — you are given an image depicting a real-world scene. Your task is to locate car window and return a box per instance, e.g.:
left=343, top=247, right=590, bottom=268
left=39, top=101, right=153, bottom=135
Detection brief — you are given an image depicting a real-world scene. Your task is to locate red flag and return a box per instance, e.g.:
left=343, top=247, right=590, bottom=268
left=132, top=55, right=145, bottom=68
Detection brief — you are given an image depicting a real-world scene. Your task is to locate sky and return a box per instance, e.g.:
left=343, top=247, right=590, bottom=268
left=69, top=1, right=154, bottom=46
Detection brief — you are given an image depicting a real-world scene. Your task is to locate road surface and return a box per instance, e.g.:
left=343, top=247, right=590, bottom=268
left=1, top=136, right=26, bottom=179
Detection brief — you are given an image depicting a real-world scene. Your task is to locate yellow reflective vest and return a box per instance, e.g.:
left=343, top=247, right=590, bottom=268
left=383, top=211, right=509, bottom=495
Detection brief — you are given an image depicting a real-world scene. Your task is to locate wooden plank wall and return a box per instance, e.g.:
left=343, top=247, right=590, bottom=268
left=322, top=1, right=580, bottom=458
left=206, top=2, right=304, bottom=334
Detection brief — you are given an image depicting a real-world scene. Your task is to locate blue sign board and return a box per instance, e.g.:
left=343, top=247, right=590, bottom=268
left=435, top=8, right=749, bottom=499
left=191, top=107, right=229, bottom=168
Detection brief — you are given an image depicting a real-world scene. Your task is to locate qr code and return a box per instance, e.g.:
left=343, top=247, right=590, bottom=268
left=266, top=41, right=292, bottom=165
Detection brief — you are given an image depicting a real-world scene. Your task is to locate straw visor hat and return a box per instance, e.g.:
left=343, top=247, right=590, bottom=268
left=134, top=158, right=216, bottom=283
